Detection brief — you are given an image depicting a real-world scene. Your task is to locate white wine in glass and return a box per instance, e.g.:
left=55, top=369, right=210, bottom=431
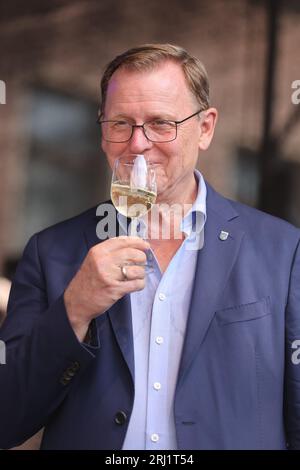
left=111, top=183, right=157, bottom=218
left=111, top=154, right=157, bottom=271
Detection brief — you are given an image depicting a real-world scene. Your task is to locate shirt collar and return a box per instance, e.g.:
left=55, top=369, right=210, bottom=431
left=180, top=169, right=207, bottom=238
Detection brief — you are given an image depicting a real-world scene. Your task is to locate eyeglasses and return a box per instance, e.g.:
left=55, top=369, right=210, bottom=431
left=97, top=109, right=204, bottom=143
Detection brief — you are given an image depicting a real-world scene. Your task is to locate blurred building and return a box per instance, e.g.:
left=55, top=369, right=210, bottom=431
left=0, top=0, right=299, bottom=269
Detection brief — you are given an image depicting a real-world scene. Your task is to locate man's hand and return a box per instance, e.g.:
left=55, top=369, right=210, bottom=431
left=64, top=236, right=149, bottom=342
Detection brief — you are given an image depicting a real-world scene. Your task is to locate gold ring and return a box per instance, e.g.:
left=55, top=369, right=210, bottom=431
left=121, top=265, right=128, bottom=281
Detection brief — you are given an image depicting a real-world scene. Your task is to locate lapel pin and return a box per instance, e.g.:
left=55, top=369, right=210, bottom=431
left=219, top=230, right=229, bottom=241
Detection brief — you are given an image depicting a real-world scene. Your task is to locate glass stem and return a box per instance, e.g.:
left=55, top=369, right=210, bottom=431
left=130, top=217, right=139, bottom=237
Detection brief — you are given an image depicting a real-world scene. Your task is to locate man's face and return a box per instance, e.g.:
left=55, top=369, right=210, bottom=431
left=102, top=60, right=217, bottom=201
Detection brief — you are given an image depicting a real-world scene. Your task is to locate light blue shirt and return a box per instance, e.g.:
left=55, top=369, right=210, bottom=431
left=121, top=170, right=207, bottom=450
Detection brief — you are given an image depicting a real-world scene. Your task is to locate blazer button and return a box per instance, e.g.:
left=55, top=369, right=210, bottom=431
left=114, top=410, right=127, bottom=425
left=60, top=374, right=71, bottom=386
left=71, top=361, right=80, bottom=371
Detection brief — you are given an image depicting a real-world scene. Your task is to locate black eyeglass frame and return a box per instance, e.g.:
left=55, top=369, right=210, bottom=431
left=97, top=109, right=205, bottom=143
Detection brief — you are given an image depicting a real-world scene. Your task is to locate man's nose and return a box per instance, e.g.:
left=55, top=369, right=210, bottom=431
left=127, top=125, right=153, bottom=153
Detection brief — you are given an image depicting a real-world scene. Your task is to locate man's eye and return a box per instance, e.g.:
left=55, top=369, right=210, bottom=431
left=150, top=120, right=174, bottom=128
left=112, top=121, right=129, bottom=128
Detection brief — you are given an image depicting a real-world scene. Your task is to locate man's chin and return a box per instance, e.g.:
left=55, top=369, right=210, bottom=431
left=156, top=176, right=170, bottom=194
left=155, top=186, right=173, bottom=204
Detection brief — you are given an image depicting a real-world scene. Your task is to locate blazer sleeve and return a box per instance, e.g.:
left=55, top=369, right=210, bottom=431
left=0, top=233, right=99, bottom=449
left=285, top=237, right=300, bottom=449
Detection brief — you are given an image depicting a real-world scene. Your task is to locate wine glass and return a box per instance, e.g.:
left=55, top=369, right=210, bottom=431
left=111, top=154, right=157, bottom=272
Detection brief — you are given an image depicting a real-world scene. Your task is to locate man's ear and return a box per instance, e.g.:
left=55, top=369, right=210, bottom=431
left=198, top=108, right=218, bottom=151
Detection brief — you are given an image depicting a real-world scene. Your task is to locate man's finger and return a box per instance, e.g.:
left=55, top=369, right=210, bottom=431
left=118, top=264, right=146, bottom=282
left=115, top=247, right=147, bottom=265
left=105, top=236, right=150, bottom=252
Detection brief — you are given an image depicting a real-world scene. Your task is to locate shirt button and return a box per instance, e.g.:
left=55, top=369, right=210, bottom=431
left=151, top=433, right=159, bottom=443
left=158, top=293, right=166, bottom=301
left=155, top=336, right=164, bottom=345
left=153, top=382, right=161, bottom=391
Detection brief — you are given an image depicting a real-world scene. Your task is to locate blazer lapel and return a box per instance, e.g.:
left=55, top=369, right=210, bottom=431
left=177, top=184, right=245, bottom=386
left=107, top=295, right=135, bottom=381
left=84, top=203, right=135, bottom=381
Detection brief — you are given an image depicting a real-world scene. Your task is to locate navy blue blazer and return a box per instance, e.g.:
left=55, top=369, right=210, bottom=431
left=1, top=183, right=300, bottom=449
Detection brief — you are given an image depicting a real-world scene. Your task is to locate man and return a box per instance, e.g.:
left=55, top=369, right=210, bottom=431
left=0, top=43, right=300, bottom=450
